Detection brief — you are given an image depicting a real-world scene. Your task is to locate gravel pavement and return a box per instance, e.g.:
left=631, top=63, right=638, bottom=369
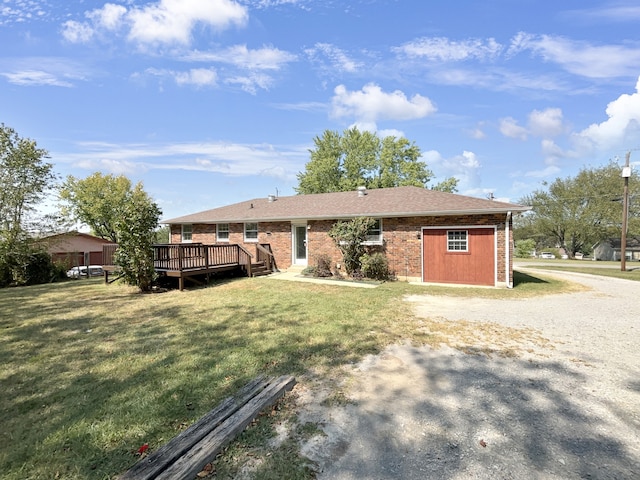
left=295, top=268, right=640, bottom=479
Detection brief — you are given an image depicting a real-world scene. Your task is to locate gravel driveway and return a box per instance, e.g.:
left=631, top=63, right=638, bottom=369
left=296, top=268, right=640, bottom=479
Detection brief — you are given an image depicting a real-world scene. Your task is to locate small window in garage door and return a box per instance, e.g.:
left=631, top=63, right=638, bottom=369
left=447, top=230, right=468, bottom=252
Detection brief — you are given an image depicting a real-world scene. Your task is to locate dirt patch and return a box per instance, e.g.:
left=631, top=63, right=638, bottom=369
left=294, top=270, right=640, bottom=479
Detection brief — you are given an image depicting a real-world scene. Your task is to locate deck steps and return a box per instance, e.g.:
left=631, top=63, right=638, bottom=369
left=250, top=261, right=273, bottom=277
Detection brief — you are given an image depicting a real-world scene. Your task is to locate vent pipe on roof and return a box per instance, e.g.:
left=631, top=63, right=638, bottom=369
left=357, top=186, right=367, bottom=197
left=268, top=194, right=276, bottom=202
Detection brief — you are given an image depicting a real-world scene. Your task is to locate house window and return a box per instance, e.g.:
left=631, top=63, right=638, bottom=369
left=217, top=223, right=229, bottom=242
left=244, top=223, right=258, bottom=242
left=447, top=230, right=468, bottom=252
left=181, top=224, right=193, bottom=243
left=365, top=218, right=382, bottom=244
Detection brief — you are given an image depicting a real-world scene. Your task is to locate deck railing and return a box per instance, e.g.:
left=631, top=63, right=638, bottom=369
left=256, top=243, right=276, bottom=272
left=103, top=244, right=118, bottom=268
left=153, top=243, right=254, bottom=272
left=104, top=243, right=254, bottom=274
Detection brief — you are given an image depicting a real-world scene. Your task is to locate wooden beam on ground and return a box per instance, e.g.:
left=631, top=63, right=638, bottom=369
left=155, top=375, right=296, bottom=480
left=118, top=375, right=296, bottom=480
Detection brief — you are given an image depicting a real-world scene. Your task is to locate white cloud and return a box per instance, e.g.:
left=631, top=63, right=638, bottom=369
left=305, top=43, right=362, bottom=73
left=62, top=0, right=248, bottom=47
left=61, top=20, right=95, bottom=43
left=88, top=3, right=127, bottom=30
left=563, top=5, right=640, bottom=23
left=378, top=128, right=406, bottom=139
left=331, top=83, right=436, bottom=125
left=395, top=37, right=503, bottom=62
left=507, top=32, right=640, bottom=79
left=128, top=0, right=247, bottom=46
left=500, top=108, right=567, bottom=145
left=0, top=0, right=49, bottom=25
left=143, top=67, right=218, bottom=87
left=528, top=108, right=565, bottom=137
left=175, top=68, right=218, bottom=87
left=524, top=165, right=562, bottom=178
left=75, top=158, right=141, bottom=175
left=59, top=139, right=305, bottom=181
left=0, top=58, right=89, bottom=87
left=225, top=72, right=273, bottom=94
left=470, top=128, right=486, bottom=140
left=540, top=139, right=577, bottom=166
left=499, top=117, right=528, bottom=140
left=185, top=45, right=297, bottom=70
left=1, top=70, right=74, bottom=87
left=573, top=76, right=640, bottom=151
left=422, top=149, right=482, bottom=192
left=245, top=0, right=302, bottom=7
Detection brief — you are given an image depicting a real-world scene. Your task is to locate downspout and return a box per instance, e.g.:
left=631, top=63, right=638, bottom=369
left=506, top=211, right=513, bottom=288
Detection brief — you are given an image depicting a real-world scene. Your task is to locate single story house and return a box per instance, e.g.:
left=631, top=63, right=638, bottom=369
left=162, top=186, right=530, bottom=287
left=42, top=231, right=116, bottom=268
left=592, top=238, right=640, bottom=261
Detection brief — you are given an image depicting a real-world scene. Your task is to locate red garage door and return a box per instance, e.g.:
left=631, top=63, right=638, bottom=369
left=422, top=228, right=495, bottom=286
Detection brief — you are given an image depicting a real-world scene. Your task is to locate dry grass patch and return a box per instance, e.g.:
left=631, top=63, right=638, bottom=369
left=413, top=315, right=554, bottom=358
left=0, top=270, right=580, bottom=479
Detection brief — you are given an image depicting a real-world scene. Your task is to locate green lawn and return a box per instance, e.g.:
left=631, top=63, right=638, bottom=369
left=516, top=258, right=640, bottom=282
left=0, top=272, right=584, bottom=479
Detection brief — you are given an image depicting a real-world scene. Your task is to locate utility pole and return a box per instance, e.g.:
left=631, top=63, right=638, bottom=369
left=620, top=151, right=631, bottom=272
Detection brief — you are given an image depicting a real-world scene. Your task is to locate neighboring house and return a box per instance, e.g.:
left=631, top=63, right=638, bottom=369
left=593, top=238, right=640, bottom=261
left=162, top=186, right=530, bottom=287
left=42, top=231, right=116, bottom=268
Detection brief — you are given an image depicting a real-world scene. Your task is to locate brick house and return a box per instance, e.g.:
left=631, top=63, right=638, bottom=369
left=43, top=231, right=116, bottom=268
left=162, top=186, right=530, bottom=287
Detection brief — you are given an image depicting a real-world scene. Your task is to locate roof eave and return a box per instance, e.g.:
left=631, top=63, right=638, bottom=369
left=162, top=206, right=531, bottom=224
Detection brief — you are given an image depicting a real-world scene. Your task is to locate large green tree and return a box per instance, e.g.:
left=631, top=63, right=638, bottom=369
left=518, top=161, right=640, bottom=257
left=296, top=128, right=457, bottom=194
left=60, top=173, right=161, bottom=291
left=0, top=124, right=58, bottom=286
left=59, top=172, right=134, bottom=243
left=0, top=124, right=55, bottom=247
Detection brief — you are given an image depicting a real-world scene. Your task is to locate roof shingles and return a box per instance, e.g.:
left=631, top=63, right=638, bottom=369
left=162, top=186, right=530, bottom=224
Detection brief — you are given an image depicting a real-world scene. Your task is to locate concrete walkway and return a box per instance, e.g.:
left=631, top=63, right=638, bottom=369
left=266, top=267, right=379, bottom=288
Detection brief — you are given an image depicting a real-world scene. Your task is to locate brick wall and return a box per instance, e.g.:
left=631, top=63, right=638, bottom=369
left=168, top=212, right=514, bottom=284
left=170, top=222, right=294, bottom=270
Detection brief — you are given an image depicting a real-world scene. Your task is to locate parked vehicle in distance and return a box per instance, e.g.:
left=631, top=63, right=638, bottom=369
left=66, top=265, right=104, bottom=278
left=539, top=252, right=556, bottom=259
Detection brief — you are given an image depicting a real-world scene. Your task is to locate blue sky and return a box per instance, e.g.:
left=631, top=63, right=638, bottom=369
left=2, top=0, right=640, bottom=221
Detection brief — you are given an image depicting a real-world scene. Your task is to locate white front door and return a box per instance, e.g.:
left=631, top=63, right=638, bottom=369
left=292, top=224, right=307, bottom=265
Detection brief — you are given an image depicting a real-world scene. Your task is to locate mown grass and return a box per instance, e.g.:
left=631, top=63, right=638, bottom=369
left=527, top=265, right=640, bottom=281
left=0, top=271, right=583, bottom=479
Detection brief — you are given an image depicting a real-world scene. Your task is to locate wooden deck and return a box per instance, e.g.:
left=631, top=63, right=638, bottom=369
left=103, top=243, right=276, bottom=290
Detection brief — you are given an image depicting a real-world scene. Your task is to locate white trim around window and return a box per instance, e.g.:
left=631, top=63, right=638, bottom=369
left=244, top=222, right=258, bottom=242
left=447, top=230, right=468, bottom=252
left=364, top=218, right=383, bottom=245
left=181, top=224, right=193, bottom=243
left=216, top=223, right=229, bottom=242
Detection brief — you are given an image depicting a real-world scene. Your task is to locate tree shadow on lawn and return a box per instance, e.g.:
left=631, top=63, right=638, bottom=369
left=0, top=280, right=380, bottom=479
left=311, top=344, right=639, bottom=480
